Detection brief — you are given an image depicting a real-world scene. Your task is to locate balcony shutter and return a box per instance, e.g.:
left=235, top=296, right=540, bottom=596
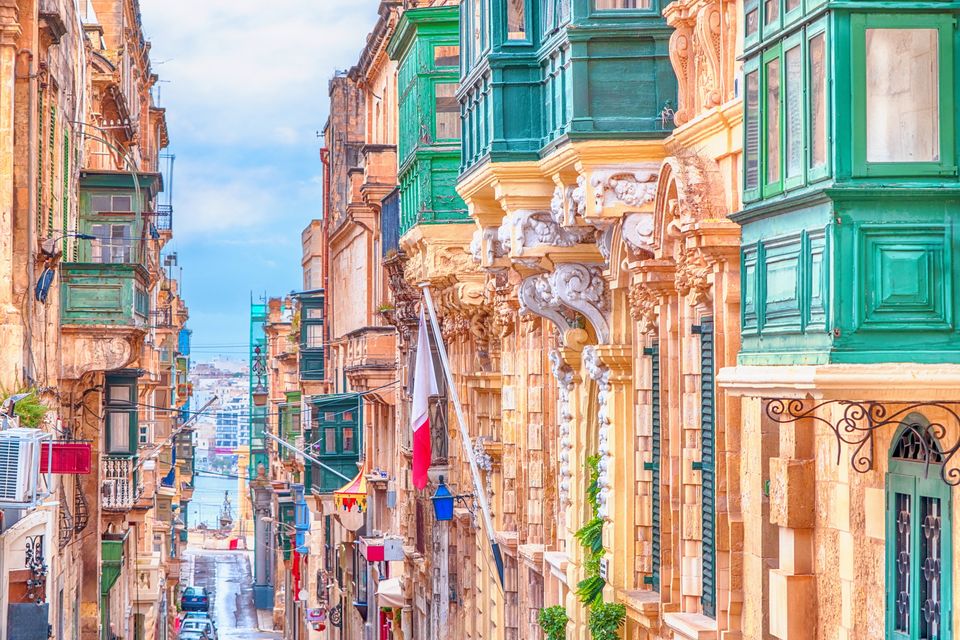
left=644, top=344, right=662, bottom=591
left=695, top=318, right=717, bottom=617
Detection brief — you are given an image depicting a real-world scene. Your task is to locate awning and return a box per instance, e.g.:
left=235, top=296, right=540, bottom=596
left=376, top=577, right=405, bottom=608
left=333, top=469, right=367, bottom=532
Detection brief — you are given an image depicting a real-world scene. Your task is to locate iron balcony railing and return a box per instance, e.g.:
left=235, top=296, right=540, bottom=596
left=101, top=456, right=143, bottom=511
left=153, top=204, right=173, bottom=232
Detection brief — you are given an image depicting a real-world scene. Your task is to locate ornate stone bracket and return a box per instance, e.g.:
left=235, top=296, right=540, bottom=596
left=504, top=210, right=594, bottom=256
left=518, top=264, right=611, bottom=344
left=583, top=346, right=613, bottom=520
left=549, top=350, right=577, bottom=508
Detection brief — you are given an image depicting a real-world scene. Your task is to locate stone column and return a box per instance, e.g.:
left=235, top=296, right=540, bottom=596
left=767, top=401, right=817, bottom=639
left=0, top=1, right=21, bottom=390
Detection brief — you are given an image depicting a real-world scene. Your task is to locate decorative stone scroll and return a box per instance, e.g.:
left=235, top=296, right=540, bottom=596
left=504, top=210, right=594, bottom=256
left=518, top=264, right=611, bottom=343
left=590, top=167, right=659, bottom=216
left=675, top=246, right=712, bottom=306
left=629, top=285, right=660, bottom=334
left=583, top=346, right=613, bottom=520
left=549, top=350, right=576, bottom=508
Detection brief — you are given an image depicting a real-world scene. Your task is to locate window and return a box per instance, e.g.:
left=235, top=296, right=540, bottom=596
left=744, top=69, right=760, bottom=193
left=90, top=194, right=133, bottom=214
left=697, top=319, right=717, bottom=618
left=809, top=32, right=827, bottom=171
left=764, top=0, right=778, bottom=24
left=90, top=223, right=133, bottom=263
left=305, top=308, right=323, bottom=320
left=306, top=325, right=323, bottom=348
left=324, top=427, right=337, bottom=454
left=745, top=7, right=759, bottom=38
left=435, top=83, right=460, bottom=140
left=434, top=45, right=460, bottom=68
left=765, top=56, right=781, bottom=189
left=852, top=15, right=953, bottom=176
left=886, top=417, right=952, bottom=639
left=507, top=0, right=526, bottom=39
left=595, top=0, right=648, bottom=8
left=784, top=45, right=803, bottom=181
left=105, top=376, right=137, bottom=455
left=865, top=29, right=939, bottom=163
left=343, top=427, right=355, bottom=453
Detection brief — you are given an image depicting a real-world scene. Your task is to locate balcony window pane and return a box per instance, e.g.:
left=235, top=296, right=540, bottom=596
left=343, top=428, right=355, bottom=452
left=785, top=0, right=799, bottom=12
left=91, top=195, right=111, bottom=213
left=434, top=45, right=460, bottom=68
left=111, top=195, right=132, bottom=212
left=766, top=58, right=781, bottom=184
left=809, top=33, right=827, bottom=168
left=435, top=83, right=460, bottom=140
left=558, top=0, right=570, bottom=22
left=765, top=0, right=778, bottom=23
left=305, top=325, right=323, bottom=348
left=91, top=224, right=132, bottom=263
left=785, top=46, right=803, bottom=179
left=595, top=0, right=649, bottom=8
left=866, top=28, right=939, bottom=162
left=744, top=70, right=760, bottom=190
left=473, top=0, right=482, bottom=61
left=109, top=385, right=131, bottom=404
left=745, top=9, right=759, bottom=37
left=507, top=0, right=526, bottom=39
left=109, top=412, right=130, bottom=453
left=324, top=428, right=337, bottom=454
left=305, top=308, right=323, bottom=320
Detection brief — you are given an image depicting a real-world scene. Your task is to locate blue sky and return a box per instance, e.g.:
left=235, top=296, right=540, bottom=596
left=140, top=0, right=381, bottom=361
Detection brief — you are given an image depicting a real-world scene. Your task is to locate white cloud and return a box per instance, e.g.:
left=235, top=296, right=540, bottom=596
left=141, top=0, right=380, bottom=148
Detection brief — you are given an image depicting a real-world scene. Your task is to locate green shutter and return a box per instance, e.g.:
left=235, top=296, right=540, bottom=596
left=48, top=105, right=56, bottom=237
left=696, top=318, right=717, bottom=617
left=644, top=344, right=661, bottom=591
left=62, top=131, right=70, bottom=254
left=36, top=87, right=45, bottom=235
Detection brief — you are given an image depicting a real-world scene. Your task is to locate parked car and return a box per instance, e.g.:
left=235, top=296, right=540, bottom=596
left=180, top=586, right=209, bottom=612
left=177, top=633, right=206, bottom=640
left=180, top=619, right=216, bottom=640
left=183, top=611, right=216, bottom=629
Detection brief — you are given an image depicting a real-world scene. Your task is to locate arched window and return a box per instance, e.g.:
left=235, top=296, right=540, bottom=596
left=886, top=414, right=953, bottom=640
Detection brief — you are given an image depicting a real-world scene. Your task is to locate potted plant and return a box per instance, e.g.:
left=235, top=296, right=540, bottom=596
left=537, top=606, right=569, bottom=640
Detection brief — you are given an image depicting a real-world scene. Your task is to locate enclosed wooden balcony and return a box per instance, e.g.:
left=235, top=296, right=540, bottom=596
left=101, top=456, right=143, bottom=511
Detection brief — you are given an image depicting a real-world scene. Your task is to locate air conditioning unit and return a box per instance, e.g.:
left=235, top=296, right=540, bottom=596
left=0, top=428, right=49, bottom=507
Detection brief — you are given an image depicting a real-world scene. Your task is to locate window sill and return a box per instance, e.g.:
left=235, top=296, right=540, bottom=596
left=662, top=612, right=717, bottom=640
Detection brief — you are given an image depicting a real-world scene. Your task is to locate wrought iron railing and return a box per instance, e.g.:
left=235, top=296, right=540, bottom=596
left=102, top=456, right=142, bottom=510
left=153, top=204, right=173, bottom=232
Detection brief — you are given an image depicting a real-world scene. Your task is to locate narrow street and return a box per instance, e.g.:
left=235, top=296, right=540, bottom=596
left=186, top=550, right=280, bottom=640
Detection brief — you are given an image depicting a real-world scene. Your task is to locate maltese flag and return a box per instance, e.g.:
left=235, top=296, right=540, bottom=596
left=411, top=308, right=439, bottom=490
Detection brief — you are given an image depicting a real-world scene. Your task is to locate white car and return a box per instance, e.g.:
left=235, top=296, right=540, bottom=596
left=180, top=619, right=217, bottom=640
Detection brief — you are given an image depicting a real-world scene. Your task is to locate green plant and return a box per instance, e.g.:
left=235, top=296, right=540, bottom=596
left=588, top=602, right=625, bottom=640
left=575, top=516, right=604, bottom=555
left=1, top=389, right=46, bottom=428
left=537, top=605, right=569, bottom=640
left=378, top=303, right=395, bottom=313
left=576, top=455, right=607, bottom=607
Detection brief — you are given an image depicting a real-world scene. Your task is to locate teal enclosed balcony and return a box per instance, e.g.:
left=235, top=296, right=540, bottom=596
left=304, top=394, right=361, bottom=494
left=458, top=0, right=676, bottom=174
left=389, top=6, right=469, bottom=237
left=60, top=263, right=150, bottom=327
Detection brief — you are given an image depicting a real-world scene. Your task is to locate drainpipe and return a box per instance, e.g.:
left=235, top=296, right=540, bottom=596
left=21, top=42, right=37, bottom=386
left=320, top=147, right=331, bottom=393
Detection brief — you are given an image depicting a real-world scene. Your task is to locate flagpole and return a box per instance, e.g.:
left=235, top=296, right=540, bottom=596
left=420, top=283, right=505, bottom=589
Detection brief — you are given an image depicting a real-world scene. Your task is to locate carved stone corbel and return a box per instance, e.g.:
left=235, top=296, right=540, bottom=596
left=629, top=284, right=660, bottom=334
left=505, top=210, right=594, bottom=256
left=582, top=346, right=613, bottom=521
left=549, top=350, right=577, bottom=508
left=674, top=245, right=712, bottom=307
left=588, top=166, right=659, bottom=219
left=518, top=263, right=611, bottom=344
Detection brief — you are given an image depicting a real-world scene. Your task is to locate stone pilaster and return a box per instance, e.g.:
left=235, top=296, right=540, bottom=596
left=0, top=0, right=20, bottom=390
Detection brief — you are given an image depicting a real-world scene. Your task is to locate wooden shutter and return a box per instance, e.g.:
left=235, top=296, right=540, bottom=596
left=644, top=344, right=662, bottom=591
left=695, top=319, right=717, bottom=617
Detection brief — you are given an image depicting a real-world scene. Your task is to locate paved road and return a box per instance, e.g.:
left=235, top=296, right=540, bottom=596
left=187, top=550, right=280, bottom=640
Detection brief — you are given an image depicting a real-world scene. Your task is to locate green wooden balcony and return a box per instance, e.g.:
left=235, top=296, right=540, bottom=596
left=60, top=262, right=150, bottom=328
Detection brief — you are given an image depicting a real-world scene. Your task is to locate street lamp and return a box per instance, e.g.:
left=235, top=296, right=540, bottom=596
left=35, top=233, right=98, bottom=303
left=429, top=476, right=473, bottom=522
left=252, top=345, right=268, bottom=406
left=259, top=516, right=297, bottom=535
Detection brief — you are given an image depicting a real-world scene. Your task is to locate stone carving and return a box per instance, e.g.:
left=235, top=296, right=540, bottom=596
left=486, top=272, right=517, bottom=339
left=61, top=331, right=140, bottom=380
left=622, top=213, right=656, bottom=255
left=666, top=0, right=728, bottom=126
left=552, top=264, right=610, bottom=344
left=583, top=346, right=613, bottom=521
left=675, top=247, right=712, bottom=306
left=590, top=167, right=658, bottom=215
left=668, top=20, right=694, bottom=126
left=518, top=264, right=611, bottom=343
left=505, top=210, right=593, bottom=255
left=473, top=437, right=495, bottom=507
left=549, top=350, right=576, bottom=508
left=629, top=285, right=660, bottom=334
left=694, top=3, right=723, bottom=111
left=470, top=226, right=509, bottom=266
left=518, top=273, right=570, bottom=335
left=384, top=252, right=419, bottom=341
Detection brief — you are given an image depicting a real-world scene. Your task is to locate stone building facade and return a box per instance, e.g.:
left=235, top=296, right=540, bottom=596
left=0, top=2, right=193, bottom=640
